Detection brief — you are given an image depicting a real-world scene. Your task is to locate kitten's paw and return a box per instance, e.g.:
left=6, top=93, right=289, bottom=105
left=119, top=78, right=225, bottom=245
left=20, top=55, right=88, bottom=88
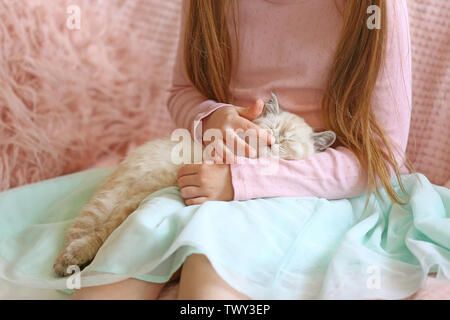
left=53, top=238, right=97, bottom=277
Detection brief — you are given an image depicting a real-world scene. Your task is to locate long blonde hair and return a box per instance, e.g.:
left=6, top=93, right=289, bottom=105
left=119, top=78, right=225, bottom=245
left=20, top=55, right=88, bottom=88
left=184, top=0, right=411, bottom=205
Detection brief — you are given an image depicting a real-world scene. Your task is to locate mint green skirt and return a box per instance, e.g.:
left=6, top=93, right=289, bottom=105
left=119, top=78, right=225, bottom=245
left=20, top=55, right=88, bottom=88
left=0, top=168, right=449, bottom=299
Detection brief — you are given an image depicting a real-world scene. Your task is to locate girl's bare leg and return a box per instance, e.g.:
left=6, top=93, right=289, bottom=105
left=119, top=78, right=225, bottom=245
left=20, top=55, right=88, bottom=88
left=177, top=254, right=249, bottom=300
left=69, top=253, right=249, bottom=300
left=70, top=279, right=166, bottom=300
left=70, top=268, right=181, bottom=300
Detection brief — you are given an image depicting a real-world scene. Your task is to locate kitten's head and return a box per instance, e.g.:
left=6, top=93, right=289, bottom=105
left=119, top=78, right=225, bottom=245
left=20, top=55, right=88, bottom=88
left=252, top=93, right=336, bottom=160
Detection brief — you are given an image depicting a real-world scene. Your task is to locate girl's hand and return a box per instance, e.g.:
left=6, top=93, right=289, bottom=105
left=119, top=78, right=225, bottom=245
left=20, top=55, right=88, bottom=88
left=177, top=164, right=233, bottom=205
left=201, top=99, right=274, bottom=163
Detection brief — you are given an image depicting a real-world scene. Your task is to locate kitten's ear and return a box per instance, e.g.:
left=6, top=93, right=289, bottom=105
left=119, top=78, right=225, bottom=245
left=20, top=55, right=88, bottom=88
left=262, top=92, right=280, bottom=116
left=312, top=131, right=336, bottom=151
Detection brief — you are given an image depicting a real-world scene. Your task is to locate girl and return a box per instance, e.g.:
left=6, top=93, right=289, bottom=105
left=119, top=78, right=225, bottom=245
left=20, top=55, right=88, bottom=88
left=71, top=0, right=412, bottom=299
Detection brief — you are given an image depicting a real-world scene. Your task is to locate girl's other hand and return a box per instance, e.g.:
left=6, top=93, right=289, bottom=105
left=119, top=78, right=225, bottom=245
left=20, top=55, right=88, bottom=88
left=177, top=164, right=233, bottom=205
left=201, top=99, right=275, bottom=163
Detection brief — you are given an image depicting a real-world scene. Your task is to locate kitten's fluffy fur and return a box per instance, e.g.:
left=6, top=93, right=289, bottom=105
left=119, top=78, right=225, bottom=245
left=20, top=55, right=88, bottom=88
left=53, top=93, right=336, bottom=276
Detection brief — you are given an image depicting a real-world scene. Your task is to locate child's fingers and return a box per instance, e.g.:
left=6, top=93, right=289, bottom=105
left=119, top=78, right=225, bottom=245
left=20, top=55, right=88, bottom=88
left=227, top=131, right=257, bottom=158
left=257, top=128, right=276, bottom=146
left=185, top=197, right=208, bottom=206
left=234, top=118, right=275, bottom=146
left=213, top=139, right=236, bottom=164
left=204, top=129, right=256, bottom=159
left=177, top=174, right=200, bottom=188
left=177, top=164, right=201, bottom=179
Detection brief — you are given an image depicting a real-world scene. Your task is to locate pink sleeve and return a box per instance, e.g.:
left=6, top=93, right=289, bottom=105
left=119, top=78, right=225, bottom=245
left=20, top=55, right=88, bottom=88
left=230, top=0, right=412, bottom=201
left=167, top=0, right=231, bottom=142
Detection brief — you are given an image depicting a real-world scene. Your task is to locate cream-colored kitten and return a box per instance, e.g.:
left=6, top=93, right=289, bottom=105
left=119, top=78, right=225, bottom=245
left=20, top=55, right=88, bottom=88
left=53, top=93, right=335, bottom=276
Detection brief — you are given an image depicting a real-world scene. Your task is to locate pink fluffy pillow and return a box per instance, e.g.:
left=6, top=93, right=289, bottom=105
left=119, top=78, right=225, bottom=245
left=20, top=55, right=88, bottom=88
left=0, top=0, right=179, bottom=190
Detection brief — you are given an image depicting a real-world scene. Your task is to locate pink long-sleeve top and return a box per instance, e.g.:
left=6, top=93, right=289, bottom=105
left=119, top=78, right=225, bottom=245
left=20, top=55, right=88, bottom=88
left=167, top=0, right=412, bottom=201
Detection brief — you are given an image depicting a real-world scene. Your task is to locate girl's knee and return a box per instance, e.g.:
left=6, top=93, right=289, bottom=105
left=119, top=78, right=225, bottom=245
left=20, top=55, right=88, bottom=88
left=177, top=254, right=249, bottom=300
